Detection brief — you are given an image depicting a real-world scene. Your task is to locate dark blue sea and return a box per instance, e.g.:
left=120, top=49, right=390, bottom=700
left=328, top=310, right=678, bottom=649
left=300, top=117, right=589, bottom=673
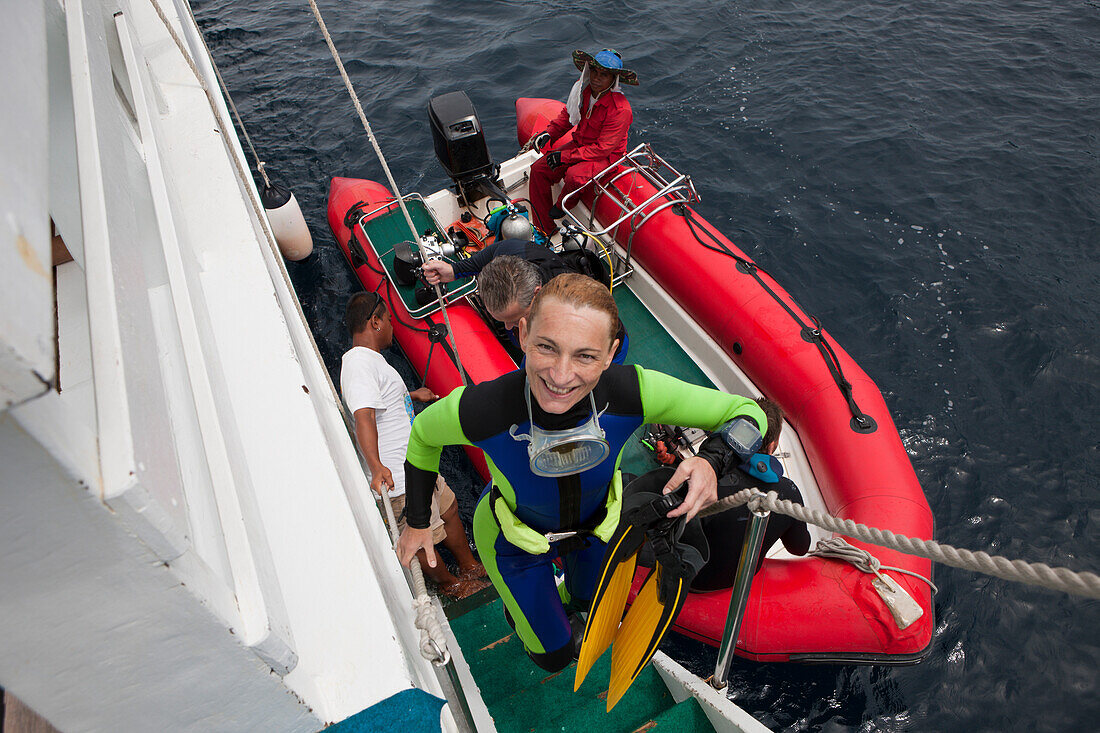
left=194, top=1, right=1098, bottom=730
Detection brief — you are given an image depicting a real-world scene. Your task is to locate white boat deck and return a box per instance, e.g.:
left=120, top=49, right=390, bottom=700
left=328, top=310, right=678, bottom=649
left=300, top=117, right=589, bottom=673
left=1, top=1, right=455, bottom=730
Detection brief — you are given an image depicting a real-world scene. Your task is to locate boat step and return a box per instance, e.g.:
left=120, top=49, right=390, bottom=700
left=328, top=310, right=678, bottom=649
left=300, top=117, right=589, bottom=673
left=630, top=697, right=714, bottom=733
left=449, top=597, right=680, bottom=732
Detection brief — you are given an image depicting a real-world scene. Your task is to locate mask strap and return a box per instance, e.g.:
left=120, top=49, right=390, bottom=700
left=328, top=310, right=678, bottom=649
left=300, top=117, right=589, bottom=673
left=513, top=379, right=605, bottom=437
left=586, top=391, right=607, bottom=436
left=509, top=379, right=537, bottom=443
left=524, top=377, right=536, bottom=423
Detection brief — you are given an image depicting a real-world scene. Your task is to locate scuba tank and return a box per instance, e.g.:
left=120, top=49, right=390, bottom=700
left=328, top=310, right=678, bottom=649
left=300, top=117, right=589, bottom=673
left=485, top=202, right=548, bottom=247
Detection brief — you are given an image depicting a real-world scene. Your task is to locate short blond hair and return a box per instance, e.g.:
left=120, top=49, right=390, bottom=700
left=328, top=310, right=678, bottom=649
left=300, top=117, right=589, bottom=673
left=527, top=273, right=618, bottom=344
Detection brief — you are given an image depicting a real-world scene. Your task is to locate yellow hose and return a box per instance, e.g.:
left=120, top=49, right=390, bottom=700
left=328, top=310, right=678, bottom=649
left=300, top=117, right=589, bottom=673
left=583, top=231, right=615, bottom=292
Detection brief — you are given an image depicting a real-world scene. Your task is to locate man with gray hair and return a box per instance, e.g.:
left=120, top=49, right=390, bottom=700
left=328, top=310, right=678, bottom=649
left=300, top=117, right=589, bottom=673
left=476, top=255, right=544, bottom=331
left=422, top=238, right=628, bottom=363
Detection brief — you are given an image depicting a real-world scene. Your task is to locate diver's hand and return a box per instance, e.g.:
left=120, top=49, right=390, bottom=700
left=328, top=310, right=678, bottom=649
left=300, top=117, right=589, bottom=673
left=545, top=150, right=563, bottom=169
left=409, top=387, right=437, bottom=402
left=421, top=260, right=455, bottom=285
left=662, top=456, right=717, bottom=521
left=396, top=526, right=438, bottom=568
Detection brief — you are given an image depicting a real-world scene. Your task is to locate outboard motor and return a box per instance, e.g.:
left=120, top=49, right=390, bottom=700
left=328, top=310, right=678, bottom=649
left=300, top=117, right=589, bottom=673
left=428, top=91, right=509, bottom=205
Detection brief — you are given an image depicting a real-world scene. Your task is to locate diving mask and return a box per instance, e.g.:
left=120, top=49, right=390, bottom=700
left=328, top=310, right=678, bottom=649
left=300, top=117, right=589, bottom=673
left=509, top=381, right=610, bottom=477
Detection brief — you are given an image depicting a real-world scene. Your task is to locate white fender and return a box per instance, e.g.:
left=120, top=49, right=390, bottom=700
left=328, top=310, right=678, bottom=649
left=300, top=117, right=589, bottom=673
left=262, top=181, right=313, bottom=261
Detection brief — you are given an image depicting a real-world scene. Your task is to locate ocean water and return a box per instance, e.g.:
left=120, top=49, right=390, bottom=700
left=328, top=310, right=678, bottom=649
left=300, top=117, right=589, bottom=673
left=193, top=1, right=1099, bottom=730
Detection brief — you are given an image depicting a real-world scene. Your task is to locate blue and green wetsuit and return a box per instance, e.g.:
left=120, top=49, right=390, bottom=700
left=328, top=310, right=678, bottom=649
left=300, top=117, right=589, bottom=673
left=403, top=364, right=765, bottom=671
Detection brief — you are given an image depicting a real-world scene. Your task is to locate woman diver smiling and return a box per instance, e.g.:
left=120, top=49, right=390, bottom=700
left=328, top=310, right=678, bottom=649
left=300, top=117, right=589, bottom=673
left=395, top=274, right=765, bottom=672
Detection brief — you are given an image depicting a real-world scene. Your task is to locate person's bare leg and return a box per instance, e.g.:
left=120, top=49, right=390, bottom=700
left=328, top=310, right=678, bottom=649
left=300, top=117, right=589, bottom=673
left=439, top=502, right=487, bottom=579
left=417, top=549, right=459, bottom=587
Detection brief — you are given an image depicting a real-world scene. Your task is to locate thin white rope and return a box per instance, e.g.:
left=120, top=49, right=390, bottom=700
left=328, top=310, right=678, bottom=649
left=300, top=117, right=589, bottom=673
left=146, top=0, right=451, bottom=664
left=810, top=537, right=939, bottom=594
left=179, top=1, right=270, bottom=187
left=698, top=488, right=1100, bottom=600
left=303, top=0, right=416, bottom=240
left=305, top=0, right=468, bottom=386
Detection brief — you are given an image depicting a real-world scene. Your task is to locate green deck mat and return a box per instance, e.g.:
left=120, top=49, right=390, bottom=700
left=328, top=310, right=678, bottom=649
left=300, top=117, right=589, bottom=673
left=450, top=596, right=679, bottom=732
left=645, top=696, right=715, bottom=732
left=614, top=285, right=714, bottom=388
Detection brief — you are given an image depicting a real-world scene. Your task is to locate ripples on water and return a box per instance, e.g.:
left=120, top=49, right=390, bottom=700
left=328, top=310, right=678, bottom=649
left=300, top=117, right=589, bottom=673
left=195, top=1, right=1099, bottom=729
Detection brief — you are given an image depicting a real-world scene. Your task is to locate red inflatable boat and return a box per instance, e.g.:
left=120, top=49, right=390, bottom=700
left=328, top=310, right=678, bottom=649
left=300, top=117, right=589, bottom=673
left=326, top=94, right=934, bottom=664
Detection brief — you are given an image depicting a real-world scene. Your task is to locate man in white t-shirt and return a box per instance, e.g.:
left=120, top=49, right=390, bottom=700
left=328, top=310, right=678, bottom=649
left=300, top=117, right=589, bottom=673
left=341, top=291, right=488, bottom=599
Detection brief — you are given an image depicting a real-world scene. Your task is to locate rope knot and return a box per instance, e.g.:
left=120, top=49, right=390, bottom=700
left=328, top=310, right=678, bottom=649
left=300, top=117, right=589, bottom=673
left=746, top=489, right=776, bottom=516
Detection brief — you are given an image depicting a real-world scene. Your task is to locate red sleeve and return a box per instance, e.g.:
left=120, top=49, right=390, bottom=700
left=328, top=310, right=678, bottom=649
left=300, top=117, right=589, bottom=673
left=543, top=105, right=573, bottom=143
left=561, top=96, right=632, bottom=165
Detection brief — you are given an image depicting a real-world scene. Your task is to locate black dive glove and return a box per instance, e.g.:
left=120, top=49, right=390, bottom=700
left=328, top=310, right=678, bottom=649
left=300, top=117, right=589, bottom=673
left=521, top=131, right=551, bottom=154
left=545, top=150, right=563, bottom=169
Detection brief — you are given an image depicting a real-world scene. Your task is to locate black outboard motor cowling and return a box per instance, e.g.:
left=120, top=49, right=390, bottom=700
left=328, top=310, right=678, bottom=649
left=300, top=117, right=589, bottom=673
left=429, top=91, right=492, bottom=179
left=428, top=91, right=508, bottom=205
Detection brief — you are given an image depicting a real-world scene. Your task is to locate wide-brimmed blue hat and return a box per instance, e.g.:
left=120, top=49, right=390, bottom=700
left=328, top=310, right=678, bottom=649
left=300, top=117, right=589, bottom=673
left=572, top=48, right=638, bottom=86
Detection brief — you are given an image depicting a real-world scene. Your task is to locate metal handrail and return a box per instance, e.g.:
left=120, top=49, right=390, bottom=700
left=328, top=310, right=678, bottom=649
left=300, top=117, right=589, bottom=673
left=711, top=504, right=771, bottom=690
left=559, top=143, right=700, bottom=273
left=560, top=144, right=697, bottom=235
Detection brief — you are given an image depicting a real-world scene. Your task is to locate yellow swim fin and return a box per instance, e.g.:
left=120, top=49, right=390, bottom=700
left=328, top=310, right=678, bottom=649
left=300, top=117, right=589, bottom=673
left=574, top=524, right=642, bottom=690
left=573, top=471, right=708, bottom=711
left=607, top=566, right=687, bottom=710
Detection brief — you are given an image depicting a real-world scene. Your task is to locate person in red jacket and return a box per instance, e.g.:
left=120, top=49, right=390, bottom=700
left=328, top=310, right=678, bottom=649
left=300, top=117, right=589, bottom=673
left=522, top=48, right=637, bottom=235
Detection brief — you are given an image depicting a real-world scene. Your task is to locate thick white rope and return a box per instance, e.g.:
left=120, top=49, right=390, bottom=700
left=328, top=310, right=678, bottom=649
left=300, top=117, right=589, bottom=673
left=305, top=0, right=468, bottom=387
left=375, top=486, right=451, bottom=667
left=698, top=489, right=1100, bottom=600
left=148, top=0, right=451, bottom=664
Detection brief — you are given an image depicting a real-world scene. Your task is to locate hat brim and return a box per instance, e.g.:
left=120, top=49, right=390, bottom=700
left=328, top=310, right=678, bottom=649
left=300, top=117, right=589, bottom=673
left=572, top=49, right=638, bottom=86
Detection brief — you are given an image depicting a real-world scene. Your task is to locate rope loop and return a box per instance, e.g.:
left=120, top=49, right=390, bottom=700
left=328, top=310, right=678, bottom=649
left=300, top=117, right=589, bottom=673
left=745, top=489, right=773, bottom=516
left=810, top=537, right=939, bottom=594
left=257, top=161, right=271, bottom=188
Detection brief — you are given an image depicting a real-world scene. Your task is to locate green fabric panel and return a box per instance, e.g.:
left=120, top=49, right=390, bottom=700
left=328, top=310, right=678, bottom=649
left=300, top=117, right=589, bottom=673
left=491, top=494, right=551, bottom=555
left=405, top=388, right=471, bottom=473
left=637, top=366, right=767, bottom=435
left=356, top=200, right=477, bottom=313
left=357, top=200, right=439, bottom=313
